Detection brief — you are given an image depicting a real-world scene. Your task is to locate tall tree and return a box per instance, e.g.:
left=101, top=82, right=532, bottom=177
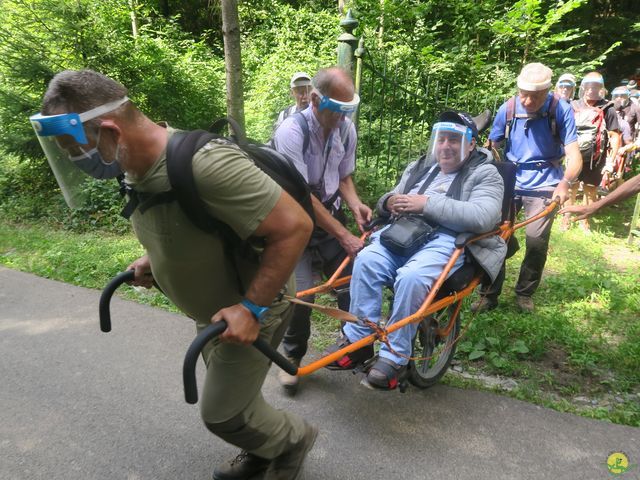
left=221, top=0, right=245, bottom=138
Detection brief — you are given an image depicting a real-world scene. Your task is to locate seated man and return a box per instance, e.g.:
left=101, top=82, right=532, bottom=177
left=326, top=111, right=507, bottom=390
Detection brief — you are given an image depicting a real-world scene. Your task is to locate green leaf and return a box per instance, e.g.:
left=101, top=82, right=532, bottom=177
left=469, top=350, right=485, bottom=361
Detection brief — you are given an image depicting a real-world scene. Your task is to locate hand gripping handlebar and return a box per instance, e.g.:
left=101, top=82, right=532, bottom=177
left=98, top=270, right=298, bottom=405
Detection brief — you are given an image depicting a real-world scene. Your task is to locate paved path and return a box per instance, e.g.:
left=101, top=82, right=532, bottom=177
left=1, top=266, right=638, bottom=480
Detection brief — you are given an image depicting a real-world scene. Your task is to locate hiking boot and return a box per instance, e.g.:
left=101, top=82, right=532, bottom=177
left=323, top=335, right=374, bottom=370
left=516, top=295, right=535, bottom=313
left=277, top=356, right=301, bottom=396
left=264, top=422, right=318, bottom=480
left=212, top=450, right=271, bottom=480
left=470, top=296, right=498, bottom=314
left=365, top=357, right=407, bottom=390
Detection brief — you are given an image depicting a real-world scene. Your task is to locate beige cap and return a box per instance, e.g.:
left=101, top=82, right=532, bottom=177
left=517, top=63, right=553, bottom=91
left=557, top=73, right=576, bottom=86
left=290, top=72, right=312, bottom=88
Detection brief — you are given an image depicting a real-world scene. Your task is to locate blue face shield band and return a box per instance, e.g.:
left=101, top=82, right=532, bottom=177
left=316, top=91, right=360, bottom=114
left=30, top=97, right=129, bottom=144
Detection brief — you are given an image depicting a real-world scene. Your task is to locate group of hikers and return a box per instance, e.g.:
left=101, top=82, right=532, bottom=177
left=27, top=61, right=640, bottom=479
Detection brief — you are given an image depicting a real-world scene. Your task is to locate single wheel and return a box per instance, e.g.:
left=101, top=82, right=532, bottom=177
left=408, top=301, right=461, bottom=389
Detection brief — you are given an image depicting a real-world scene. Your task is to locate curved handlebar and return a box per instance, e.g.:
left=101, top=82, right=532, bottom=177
left=183, top=323, right=298, bottom=404
left=100, top=270, right=298, bottom=404
left=99, top=270, right=135, bottom=333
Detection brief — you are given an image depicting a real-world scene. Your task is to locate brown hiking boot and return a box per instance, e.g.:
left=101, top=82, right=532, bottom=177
left=212, top=450, right=271, bottom=480
left=277, top=356, right=301, bottom=396
left=264, top=422, right=318, bottom=480
left=469, top=296, right=498, bottom=313
left=516, top=295, right=535, bottom=313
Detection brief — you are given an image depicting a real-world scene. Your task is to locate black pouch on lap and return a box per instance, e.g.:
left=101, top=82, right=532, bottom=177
left=380, top=215, right=437, bottom=257
left=379, top=163, right=441, bottom=257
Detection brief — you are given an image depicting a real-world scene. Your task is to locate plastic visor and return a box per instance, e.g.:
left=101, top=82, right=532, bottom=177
left=28, top=97, right=129, bottom=209
left=316, top=91, right=360, bottom=115
left=32, top=134, right=90, bottom=209
left=579, top=77, right=605, bottom=101
left=428, top=122, right=473, bottom=169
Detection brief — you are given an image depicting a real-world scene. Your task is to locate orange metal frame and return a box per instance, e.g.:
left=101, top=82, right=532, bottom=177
left=293, top=201, right=559, bottom=377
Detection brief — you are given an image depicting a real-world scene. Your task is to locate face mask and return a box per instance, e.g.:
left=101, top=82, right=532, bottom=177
left=69, top=130, right=122, bottom=179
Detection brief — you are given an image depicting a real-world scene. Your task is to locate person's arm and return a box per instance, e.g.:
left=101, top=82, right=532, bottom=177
left=214, top=191, right=312, bottom=344
left=552, top=141, right=582, bottom=204
left=311, top=195, right=364, bottom=257
left=559, top=173, right=640, bottom=220
left=338, top=175, right=372, bottom=232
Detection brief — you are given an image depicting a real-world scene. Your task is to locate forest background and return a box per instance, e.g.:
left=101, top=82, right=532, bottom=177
left=0, top=0, right=639, bottom=426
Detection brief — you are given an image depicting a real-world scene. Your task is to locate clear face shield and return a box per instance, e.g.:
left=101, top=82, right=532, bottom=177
left=555, top=81, right=575, bottom=101
left=427, top=122, right=473, bottom=172
left=579, top=77, right=605, bottom=102
left=29, top=97, right=129, bottom=208
left=611, top=88, right=630, bottom=110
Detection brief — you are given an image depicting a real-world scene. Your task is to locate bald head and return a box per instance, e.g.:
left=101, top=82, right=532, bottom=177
left=312, top=67, right=354, bottom=102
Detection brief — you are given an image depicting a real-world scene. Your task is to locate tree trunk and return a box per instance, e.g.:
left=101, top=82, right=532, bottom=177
left=128, top=0, right=139, bottom=38
left=221, top=0, right=245, bottom=139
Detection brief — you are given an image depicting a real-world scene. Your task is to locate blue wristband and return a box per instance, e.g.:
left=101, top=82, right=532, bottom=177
left=240, top=299, right=270, bottom=324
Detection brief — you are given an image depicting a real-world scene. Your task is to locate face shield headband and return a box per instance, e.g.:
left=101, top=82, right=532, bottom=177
left=30, top=97, right=129, bottom=144
left=315, top=90, right=360, bottom=114
left=428, top=122, right=473, bottom=170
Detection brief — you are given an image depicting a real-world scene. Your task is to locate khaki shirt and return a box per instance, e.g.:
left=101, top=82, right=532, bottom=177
left=128, top=127, right=294, bottom=327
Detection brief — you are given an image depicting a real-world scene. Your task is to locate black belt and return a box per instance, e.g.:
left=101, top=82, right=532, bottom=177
left=515, top=189, right=554, bottom=199
left=512, top=161, right=555, bottom=171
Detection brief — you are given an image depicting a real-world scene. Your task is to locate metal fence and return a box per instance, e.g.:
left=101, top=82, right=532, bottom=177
left=355, top=48, right=504, bottom=199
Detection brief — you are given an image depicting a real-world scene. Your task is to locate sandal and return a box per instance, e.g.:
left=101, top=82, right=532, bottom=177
left=365, top=357, right=407, bottom=390
left=323, top=336, right=374, bottom=370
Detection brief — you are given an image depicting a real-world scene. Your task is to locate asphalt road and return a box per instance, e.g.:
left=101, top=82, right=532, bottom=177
left=1, top=266, right=638, bottom=480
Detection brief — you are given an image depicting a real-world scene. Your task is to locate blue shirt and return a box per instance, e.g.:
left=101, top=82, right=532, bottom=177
left=489, top=93, right=577, bottom=190
left=272, top=106, right=357, bottom=207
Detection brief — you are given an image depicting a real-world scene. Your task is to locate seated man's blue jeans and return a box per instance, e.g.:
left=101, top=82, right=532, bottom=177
left=344, top=228, right=465, bottom=366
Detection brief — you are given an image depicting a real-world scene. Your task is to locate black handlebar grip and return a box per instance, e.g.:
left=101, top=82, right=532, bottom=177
left=364, top=217, right=388, bottom=231
left=182, top=322, right=299, bottom=404
left=99, top=270, right=135, bottom=333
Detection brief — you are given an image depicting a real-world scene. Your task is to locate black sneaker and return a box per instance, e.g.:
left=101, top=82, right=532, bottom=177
left=213, top=451, right=271, bottom=480
left=323, top=335, right=374, bottom=370
left=264, top=422, right=318, bottom=480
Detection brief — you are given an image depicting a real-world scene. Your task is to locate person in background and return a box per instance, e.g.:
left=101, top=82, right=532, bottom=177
left=471, top=62, right=582, bottom=314
left=273, top=72, right=313, bottom=131
left=555, top=73, right=576, bottom=103
left=272, top=67, right=372, bottom=395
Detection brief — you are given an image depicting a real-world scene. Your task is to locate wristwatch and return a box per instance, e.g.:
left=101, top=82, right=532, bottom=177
left=240, top=298, right=270, bottom=324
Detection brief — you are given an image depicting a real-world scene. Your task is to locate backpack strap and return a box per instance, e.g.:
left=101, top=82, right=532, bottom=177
left=504, top=96, right=516, bottom=154
left=166, top=130, right=241, bottom=244
left=293, top=113, right=310, bottom=155
left=548, top=93, right=560, bottom=141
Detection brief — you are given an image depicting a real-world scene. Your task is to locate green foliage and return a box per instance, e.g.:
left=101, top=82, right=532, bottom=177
left=240, top=2, right=339, bottom=141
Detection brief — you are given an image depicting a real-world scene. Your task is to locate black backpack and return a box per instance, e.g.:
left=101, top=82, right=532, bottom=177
left=121, top=117, right=315, bottom=246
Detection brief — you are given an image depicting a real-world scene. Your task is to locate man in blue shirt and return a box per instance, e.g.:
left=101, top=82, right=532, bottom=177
left=472, top=62, right=582, bottom=313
